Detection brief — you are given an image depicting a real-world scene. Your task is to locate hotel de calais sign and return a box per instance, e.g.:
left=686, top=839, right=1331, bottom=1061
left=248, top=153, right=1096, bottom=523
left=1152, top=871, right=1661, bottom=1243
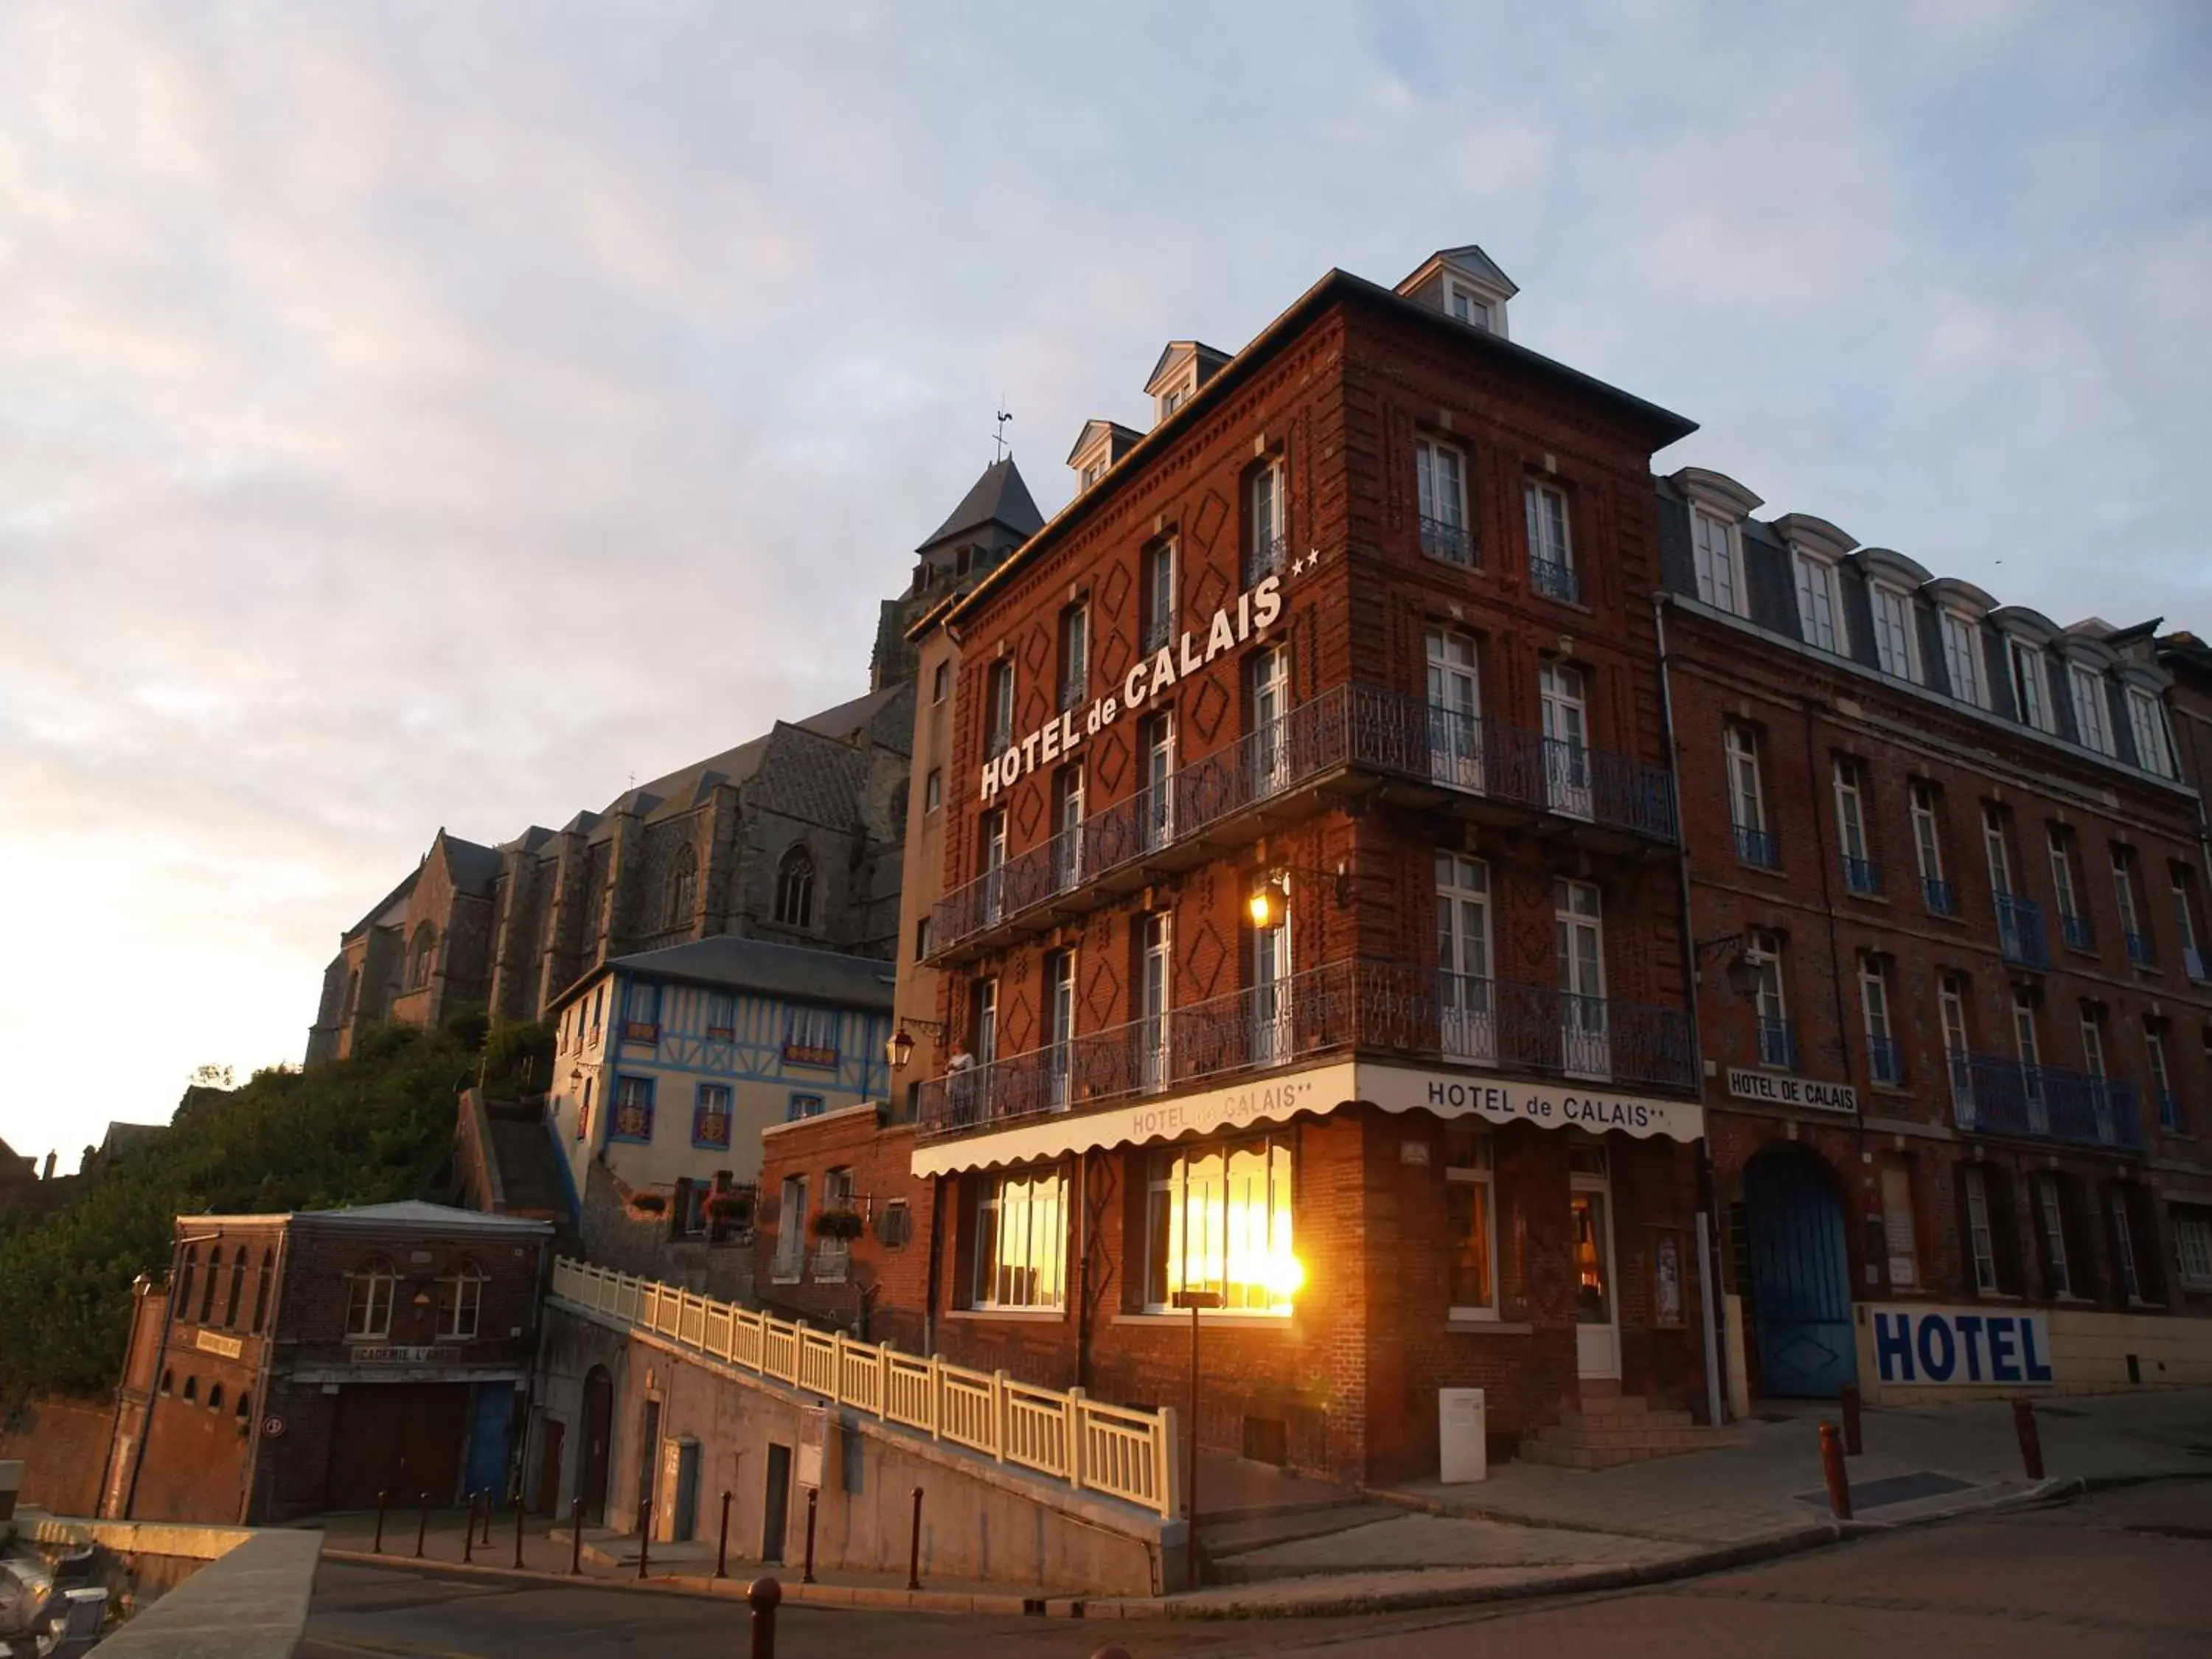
left=978, top=572, right=1286, bottom=803
left=1725, top=1067, right=1859, bottom=1113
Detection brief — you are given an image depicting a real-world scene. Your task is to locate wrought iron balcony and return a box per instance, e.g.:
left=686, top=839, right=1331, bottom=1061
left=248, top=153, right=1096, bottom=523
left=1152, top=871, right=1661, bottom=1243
left=1529, top=554, right=1579, bottom=604
left=1755, top=1018, right=1798, bottom=1071
left=1866, top=1035, right=1904, bottom=1087
left=928, top=685, right=1678, bottom=959
left=1947, top=1052, right=2143, bottom=1152
left=1841, top=854, right=1881, bottom=897
left=2125, top=930, right=2154, bottom=968
left=1060, top=672, right=1088, bottom=714
left=1419, top=515, right=1475, bottom=566
left=916, top=958, right=1697, bottom=1141
left=1995, top=892, right=2049, bottom=970
left=1245, top=532, right=1287, bottom=585
left=1733, top=823, right=1780, bottom=869
left=2060, top=911, right=2094, bottom=952
left=1923, top=875, right=1958, bottom=917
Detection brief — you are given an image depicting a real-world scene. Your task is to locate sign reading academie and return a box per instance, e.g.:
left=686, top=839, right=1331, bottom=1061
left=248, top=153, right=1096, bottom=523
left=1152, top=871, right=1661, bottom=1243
left=979, top=573, right=1285, bottom=801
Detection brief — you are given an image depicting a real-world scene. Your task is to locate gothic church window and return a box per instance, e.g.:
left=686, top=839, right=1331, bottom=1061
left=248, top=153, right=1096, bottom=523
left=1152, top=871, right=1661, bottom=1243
left=406, top=923, right=438, bottom=991
left=775, top=846, right=817, bottom=930
left=665, top=845, right=698, bottom=928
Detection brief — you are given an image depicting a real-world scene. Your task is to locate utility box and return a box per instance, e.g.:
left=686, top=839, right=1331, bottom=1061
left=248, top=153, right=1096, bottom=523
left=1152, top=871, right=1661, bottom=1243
left=1439, top=1388, right=1486, bottom=1484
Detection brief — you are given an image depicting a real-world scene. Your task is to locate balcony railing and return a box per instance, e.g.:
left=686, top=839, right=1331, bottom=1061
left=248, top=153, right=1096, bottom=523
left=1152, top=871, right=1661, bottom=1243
left=1530, top=554, right=1579, bottom=604
left=917, top=958, right=1696, bottom=1140
left=1756, top=1018, right=1798, bottom=1071
left=1060, top=672, right=1088, bottom=714
left=1733, top=823, right=1780, bottom=869
left=1995, top=892, right=2049, bottom=970
left=2125, top=930, right=2154, bottom=968
left=1866, top=1035, right=1904, bottom=1087
left=931, top=685, right=1678, bottom=956
left=2060, top=911, right=2094, bottom=952
left=1841, top=855, right=1881, bottom=896
left=1419, top=515, right=1475, bottom=566
left=1924, top=875, right=1958, bottom=917
left=1948, top=1052, right=2143, bottom=1151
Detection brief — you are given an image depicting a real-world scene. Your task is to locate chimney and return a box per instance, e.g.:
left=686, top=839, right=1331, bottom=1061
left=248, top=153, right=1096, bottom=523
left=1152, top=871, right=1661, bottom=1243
left=41, top=1152, right=55, bottom=1180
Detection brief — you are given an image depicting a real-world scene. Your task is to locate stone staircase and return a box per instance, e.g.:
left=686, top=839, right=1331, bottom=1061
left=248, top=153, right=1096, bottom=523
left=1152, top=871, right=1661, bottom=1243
left=1516, top=1382, right=1736, bottom=1470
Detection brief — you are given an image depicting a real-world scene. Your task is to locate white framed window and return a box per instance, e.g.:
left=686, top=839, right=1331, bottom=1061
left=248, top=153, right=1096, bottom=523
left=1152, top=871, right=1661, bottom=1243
left=1794, top=552, right=1846, bottom=653
left=970, top=1167, right=1066, bottom=1310
left=2048, top=828, right=2080, bottom=921
left=1860, top=956, right=1899, bottom=1085
left=2079, top=1008, right=2107, bottom=1078
left=1436, top=852, right=1494, bottom=1063
left=1051, top=765, right=1085, bottom=891
left=1834, top=758, right=1874, bottom=891
left=1246, top=458, right=1287, bottom=584
left=346, top=1258, right=396, bottom=1338
left=2011, top=640, right=2054, bottom=734
left=1060, top=602, right=1089, bottom=709
left=1080, top=457, right=1107, bottom=490
left=2127, top=686, right=2175, bottom=778
left=773, top=1175, right=807, bottom=1280
left=2146, top=1020, right=2174, bottom=1120
left=1445, top=279, right=1495, bottom=331
left=1143, top=1134, right=1296, bottom=1315
left=1938, top=974, right=1971, bottom=1058
left=2011, top=990, right=2042, bottom=1071
left=1555, top=879, right=1607, bottom=1075
left=1911, top=782, right=1947, bottom=890
left=924, top=768, right=942, bottom=814
left=1750, top=928, right=1790, bottom=1068
left=1944, top=612, right=1988, bottom=709
left=1444, top=1121, right=1498, bottom=1318
left=1524, top=481, right=1575, bottom=598
left=2111, top=1187, right=2144, bottom=1301
left=1139, top=911, right=1171, bottom=1093
left=1425, top=629, right=1483, bottom=791
left=1540, top=660, right=1590, bottom=818
left=931, top=660, right=950, bottom=705
left=1873, top=585, right=1919, bottom=681
left=1143, top=540, right=1177, bottom=653
left=1250, top=644, right=1291, bottom=794
left=1880, top=1165, right=1919, bottom=1288
left=2174, top=1208, right=2212, bottom=1289
left=785, top=1004, right=838, bottom=1057
left=1416, top=437, right=1472, bottom=563
left=2112, top=849, right=2144, bottom=939
left=2034, top=1172, right=2072, bottom=1299
left=1726, top=726, right=1767, bottom=838
left=1045, top=949, right=1076, bottom=1110
left=437, top=1261, right=485, bottom=1338
left=986, top=659, right=1015, bottom=756
left=2174, top=874, right=2206, bottom=980
left=1962, top=1165, right=1999, bottom=1295
left=1141, top=711, right=1175, bottom=850
left=2070, top=664, right=2114, bottom=755
left=970, top=976, right=998, bottom=1068
left=1691, top=509, right=1744, bottom=616
left=1983, top=805, right=2014, bottom=895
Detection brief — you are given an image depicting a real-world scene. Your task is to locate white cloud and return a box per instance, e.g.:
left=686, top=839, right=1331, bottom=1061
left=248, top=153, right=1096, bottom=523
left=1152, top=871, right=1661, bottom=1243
left=0, top=0, right=2207, bottom=1166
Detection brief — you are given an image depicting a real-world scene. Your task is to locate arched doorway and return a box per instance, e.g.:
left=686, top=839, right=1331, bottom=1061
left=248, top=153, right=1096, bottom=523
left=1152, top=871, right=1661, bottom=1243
left=580, top=1366, right=613, bottom=1524
left=1742, top=1144, right=1856, bottom=1397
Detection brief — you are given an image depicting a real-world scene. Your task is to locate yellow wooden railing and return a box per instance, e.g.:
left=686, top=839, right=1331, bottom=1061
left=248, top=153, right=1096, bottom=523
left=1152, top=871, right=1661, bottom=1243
left=548, top=1256, right=1179, bottom=1519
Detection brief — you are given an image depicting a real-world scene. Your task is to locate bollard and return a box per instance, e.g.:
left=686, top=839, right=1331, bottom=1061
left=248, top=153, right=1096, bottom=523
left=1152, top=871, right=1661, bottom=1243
left=513, top=1498, right=526, bottom=1571
left=481, top=1493, right=495, bottom=1545
left=2013, top=1396, right=2045, bottom=1481
left=906, top=1486, right=923, bottom=1591
left=462, top=1495, right=477, bottom=1564
left=372, top=1490, right=387, bottom=1555
left=747, top=1575, right=782, bottom=1659
left=1818, top=1422, right=1852, bottom=1520
left=801, top=1488, right=818, bottom=1585
left=637, top=1514, right=650, bottom=1581
left=714, top=1491, right=732, bottom=1579
left=414, top=1492, right=430, bottom=1559
left=568, top=1496, right=584, bottom=1577
left=1840, top=1382, right=1863, bottom=1457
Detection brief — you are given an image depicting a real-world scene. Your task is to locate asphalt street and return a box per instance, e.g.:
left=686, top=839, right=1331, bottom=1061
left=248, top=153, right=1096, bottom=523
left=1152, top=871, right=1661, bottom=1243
left=299, top=1479, right=2212, bottom=1659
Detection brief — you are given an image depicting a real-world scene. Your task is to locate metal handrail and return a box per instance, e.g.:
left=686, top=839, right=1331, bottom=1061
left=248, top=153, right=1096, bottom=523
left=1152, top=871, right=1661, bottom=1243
left=917, top=957, right=1695, bottom=1140
left=1995, top=892, right=2050, bottom=970
left=1949, top=1051, right=2142, bottom=1150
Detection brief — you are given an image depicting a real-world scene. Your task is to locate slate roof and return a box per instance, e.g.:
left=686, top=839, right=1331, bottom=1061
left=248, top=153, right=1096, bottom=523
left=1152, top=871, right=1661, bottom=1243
left=439, top=832, right=504, bottom=895
left=296, top=1199, right=554, bottom=1234
left=594, top=934, right=897, bottom=1011
left=917, top=458, right=1044, bottom=554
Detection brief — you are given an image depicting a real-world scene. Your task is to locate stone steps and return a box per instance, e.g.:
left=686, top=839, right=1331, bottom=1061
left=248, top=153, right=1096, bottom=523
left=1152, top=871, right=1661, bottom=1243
left=1517, top=1391, right=1737, bottom=1470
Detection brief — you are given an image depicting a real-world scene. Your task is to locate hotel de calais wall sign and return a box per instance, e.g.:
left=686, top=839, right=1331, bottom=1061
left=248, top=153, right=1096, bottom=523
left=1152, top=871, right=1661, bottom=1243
left=1725, top=1067, right=1858, bottom=1113
left=978, top=573, right=1286, bottom=802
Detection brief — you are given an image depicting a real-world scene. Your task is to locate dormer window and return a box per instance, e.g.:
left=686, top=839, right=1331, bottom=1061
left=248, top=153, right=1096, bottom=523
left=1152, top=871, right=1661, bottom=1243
left=2070, top=664, right=2114, bottom=755
left=2128, top=686, right=2176, bottom=778
left=1871, top=585, right=1919, bottom=681
left=1446, top=281, right=1494, bottom=332
left=1943, top=613, right=1988, bottom=709
left=1143, top=344, right=1227, bottom=431
left=1081, top=459, right=1107, bottom=490
left=2009, top=639, right=2055, bottom=734
left=1394, top=245, right=1517, bottom=341
left=1691, top=509, right=1744, bottom=617
left=1159, top=380, right=1191, bottom=419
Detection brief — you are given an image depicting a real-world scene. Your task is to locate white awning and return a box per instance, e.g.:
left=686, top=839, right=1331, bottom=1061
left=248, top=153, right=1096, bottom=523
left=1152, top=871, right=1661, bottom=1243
left=911, top=1060, right=1705, bottom=1177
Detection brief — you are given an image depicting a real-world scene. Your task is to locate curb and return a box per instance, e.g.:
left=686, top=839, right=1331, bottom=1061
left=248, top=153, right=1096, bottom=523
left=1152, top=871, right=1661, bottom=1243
left=317, top=1549, right=1056, bottom=1616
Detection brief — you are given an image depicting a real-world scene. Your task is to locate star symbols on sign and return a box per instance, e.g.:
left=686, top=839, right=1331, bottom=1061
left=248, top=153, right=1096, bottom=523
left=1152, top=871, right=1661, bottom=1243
left=1290, top=546, right=1326, bottom=579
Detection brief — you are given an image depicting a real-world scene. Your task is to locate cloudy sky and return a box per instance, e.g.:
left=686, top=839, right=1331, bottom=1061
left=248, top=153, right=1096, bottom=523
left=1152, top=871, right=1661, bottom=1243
left=2, top=1, right=2207, bottom=1172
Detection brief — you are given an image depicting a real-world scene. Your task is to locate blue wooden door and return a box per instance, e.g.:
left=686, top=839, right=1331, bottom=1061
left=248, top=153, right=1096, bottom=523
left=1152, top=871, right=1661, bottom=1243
left=1745, top=1147, right=1857, bottom=1397
left=464, top=1382, right=515, bottom=1501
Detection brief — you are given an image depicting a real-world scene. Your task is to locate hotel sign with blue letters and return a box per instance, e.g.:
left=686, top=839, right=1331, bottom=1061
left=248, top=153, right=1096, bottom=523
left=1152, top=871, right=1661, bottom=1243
left=1872, top=1306, right=2056, bottom=1387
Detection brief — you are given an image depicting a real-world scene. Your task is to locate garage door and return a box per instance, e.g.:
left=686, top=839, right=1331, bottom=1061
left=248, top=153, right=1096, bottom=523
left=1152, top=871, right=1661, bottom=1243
left=325, top=1384, right=471, bottom=1510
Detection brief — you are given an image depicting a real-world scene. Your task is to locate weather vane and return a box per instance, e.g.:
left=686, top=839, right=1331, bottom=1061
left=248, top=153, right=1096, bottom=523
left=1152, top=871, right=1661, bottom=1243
left=993, top=400, right=1012, bottom=463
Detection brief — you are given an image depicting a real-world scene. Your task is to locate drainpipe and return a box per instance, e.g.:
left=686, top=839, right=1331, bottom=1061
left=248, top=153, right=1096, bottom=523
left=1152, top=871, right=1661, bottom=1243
left=1652, top=594, right=1728, bottom=1429
left=236, top=1222, right=292, bottom=1523
left=122, top=1230, right=221, bottom=1520
left=922, top=1174, right=947, bottom=1358
left=1074, top=1152, right=1091, bottom=1392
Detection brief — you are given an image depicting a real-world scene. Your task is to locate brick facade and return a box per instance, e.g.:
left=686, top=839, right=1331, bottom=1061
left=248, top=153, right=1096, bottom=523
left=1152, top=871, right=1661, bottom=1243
left=104, top=1203, right=552, bottom=1523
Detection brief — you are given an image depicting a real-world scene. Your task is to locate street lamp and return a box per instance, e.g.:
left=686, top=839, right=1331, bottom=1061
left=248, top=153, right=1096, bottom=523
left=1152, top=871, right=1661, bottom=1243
left=885, top=1018, right=947, bottom=1071
left=1245, top=864, right=1354, bottom=929
left=1169, top=1287, right=1222, bottom=1590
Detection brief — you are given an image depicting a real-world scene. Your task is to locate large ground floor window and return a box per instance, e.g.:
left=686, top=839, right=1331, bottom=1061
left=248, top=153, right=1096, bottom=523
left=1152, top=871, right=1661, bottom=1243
left=1144, top=1133, right=1298, bottom=1315
left=970, top=1167, right=1067, bottom=1310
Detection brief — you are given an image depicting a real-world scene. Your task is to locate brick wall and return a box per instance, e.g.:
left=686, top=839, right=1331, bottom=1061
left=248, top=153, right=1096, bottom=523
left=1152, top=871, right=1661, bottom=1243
left=754, top=1107, right=933, bottom=1352
left=0, top=1395, right=114, bottom=1516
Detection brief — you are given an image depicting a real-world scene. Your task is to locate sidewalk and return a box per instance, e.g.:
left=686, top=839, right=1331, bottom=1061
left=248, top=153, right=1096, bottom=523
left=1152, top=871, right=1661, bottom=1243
left=310, top=1388, right=2212, bottom=1620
